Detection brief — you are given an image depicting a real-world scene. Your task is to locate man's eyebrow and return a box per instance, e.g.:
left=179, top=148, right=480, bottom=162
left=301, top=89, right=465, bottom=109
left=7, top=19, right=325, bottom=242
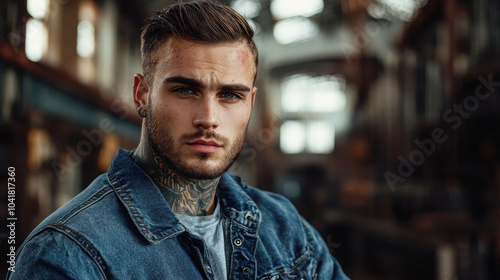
left=164, top=76, right=203, bottom=88
left=220, top=84, right=252, bottom=93
left=164, top=75, right=252, bottom=93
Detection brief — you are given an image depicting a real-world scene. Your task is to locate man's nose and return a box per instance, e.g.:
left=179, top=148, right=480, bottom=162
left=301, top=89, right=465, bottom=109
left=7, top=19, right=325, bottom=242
left=193, top=96, right=219, bottom=130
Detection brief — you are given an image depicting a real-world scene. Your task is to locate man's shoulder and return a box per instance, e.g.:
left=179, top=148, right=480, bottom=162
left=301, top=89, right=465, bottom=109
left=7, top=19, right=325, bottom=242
left=11, top=173, right=118, bottom=279
left=28, top=173, right=117, bottom=237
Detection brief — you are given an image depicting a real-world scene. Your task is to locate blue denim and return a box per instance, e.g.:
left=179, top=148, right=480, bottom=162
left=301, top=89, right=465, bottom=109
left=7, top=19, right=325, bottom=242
left=7, top=150, right=349, bottom=279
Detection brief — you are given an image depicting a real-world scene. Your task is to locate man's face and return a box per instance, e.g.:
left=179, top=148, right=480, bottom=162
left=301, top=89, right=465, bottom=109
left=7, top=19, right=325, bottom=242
left=139, top=37, right=256, bottom=179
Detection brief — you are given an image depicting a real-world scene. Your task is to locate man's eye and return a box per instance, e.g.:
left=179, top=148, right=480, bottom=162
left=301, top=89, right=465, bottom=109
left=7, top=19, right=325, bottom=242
left=220, top=92, right=241, bottom=101
left=174, top=88, right=195, bottom=95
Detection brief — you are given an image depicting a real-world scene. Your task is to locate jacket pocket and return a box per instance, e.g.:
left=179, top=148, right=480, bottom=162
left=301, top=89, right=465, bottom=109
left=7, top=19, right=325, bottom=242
left=258, top=254, right=316, bottom=280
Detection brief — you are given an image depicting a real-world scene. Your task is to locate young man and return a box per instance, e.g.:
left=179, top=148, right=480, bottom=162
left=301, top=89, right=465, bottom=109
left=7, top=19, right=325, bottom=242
left=8, top=2, right=349, bottom=279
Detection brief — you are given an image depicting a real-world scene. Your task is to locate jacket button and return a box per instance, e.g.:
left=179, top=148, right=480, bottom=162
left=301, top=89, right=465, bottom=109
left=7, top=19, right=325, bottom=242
left=243, top=267, right=250, bottom=274
left=245, top=213, right=254, bottom=221
left=234, top=238, right=242, bottom=246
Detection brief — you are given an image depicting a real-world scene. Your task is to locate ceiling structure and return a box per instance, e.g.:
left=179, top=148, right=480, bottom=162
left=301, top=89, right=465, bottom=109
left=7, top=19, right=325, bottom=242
left=117, top=0, right=345, bottom=36
left=118, top=0, right=426, bottom=35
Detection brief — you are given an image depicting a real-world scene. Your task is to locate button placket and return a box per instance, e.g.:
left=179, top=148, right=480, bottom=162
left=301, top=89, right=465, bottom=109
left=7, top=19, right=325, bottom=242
left=226, top=208, right=259, bottom=279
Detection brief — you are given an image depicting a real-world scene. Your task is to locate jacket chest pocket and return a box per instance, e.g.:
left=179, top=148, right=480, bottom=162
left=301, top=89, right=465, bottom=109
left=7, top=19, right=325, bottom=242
left=258, top=255, right=317, bottom=280
left=258, top=273, right=313, bottom=280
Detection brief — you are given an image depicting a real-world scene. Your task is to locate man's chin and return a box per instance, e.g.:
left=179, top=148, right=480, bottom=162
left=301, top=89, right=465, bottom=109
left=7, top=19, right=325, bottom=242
left=175, top=160, right=231, bottom=180
left=177, top=168, right=226, bottom=180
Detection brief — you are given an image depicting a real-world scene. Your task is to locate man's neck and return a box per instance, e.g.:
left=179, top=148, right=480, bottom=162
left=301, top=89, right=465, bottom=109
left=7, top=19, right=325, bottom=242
left=132, top=144, right=219, bottom=216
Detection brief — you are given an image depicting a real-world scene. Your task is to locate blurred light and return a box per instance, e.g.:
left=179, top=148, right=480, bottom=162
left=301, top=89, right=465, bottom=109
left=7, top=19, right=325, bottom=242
left=307, top=121, right=335, bottom=153
left=77, top=20, right=95, bottom=57
left=281, top=74, right=346, bottom=113
left=367, top=2, right=388, bottom=19
left=280, top=121, right=306, bottom=154
left=271, top=0, right=324, bottom=19
left=274, top=17, right=318, bottom=45
left=281, top=75, right=306, bottom=112
left=309, top=76, right=346, bottom=112
left=27, top=0, right=49, bottom=19
left=378, top=0, right=427, bottom=21
left=28, top=128, right=54, bottom=170
left=231, top=0, right=261, bottom=19
left=280, top=120, right=335, bottom=154
left=98, top=134, right=120, bottom=172
left=25, top=19, right=48, bottom=62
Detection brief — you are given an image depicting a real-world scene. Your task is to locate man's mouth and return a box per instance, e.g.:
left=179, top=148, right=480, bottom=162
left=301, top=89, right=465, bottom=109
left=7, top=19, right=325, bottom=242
left=187, top=139, right=222, bottom=153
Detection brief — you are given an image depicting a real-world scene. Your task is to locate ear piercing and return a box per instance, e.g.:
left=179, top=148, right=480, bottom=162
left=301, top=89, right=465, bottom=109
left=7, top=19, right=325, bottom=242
left=137, top=106, right=147, bottom=118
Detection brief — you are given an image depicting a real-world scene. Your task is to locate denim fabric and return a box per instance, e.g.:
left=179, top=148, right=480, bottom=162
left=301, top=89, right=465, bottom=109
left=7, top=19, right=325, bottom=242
left=7, top=150, right=349, bottom=280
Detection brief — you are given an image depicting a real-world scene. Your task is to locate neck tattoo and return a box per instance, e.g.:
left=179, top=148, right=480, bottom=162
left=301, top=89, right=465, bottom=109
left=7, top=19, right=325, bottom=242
left=132, top=146, right=219, bottom=216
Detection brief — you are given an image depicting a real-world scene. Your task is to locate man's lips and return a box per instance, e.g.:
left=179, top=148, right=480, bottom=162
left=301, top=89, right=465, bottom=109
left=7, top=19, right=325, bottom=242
left=187, top=139, right=222, bottom=153
left=190, top=139, right=222, bottom=146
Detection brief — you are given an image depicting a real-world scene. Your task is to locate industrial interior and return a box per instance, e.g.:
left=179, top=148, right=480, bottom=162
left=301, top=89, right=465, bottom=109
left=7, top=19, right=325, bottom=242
left=1, top=0, right=499, bottom=279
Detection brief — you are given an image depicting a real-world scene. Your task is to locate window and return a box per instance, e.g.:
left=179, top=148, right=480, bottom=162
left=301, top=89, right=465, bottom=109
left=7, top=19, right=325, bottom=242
left=76, top=0, right=97, bottom=83
left=273, top=17, right=319, bottom=45
left=25, top=0, right=50, bottom=62
left=271, top=0, right=323, bottom=44
left=281, top=74, right=346, bottom=112
left=271, top=0, right=324, bottom=19
left=280, top=121, right=306, bottom=154
left=77, top=20, right=95, bottom=58
left=280, top=120, right=335, bottom=154
left=279, top=74, right=346, bottom=154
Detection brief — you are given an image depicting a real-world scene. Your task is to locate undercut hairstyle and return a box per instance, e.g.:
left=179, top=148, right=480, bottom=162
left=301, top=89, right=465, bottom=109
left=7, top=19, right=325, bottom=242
left=140, top=1, right=259, bottom=87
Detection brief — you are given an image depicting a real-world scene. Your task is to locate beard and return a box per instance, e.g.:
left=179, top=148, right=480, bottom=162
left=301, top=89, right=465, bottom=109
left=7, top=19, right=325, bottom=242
left=143, top=105, right=247, bottom=179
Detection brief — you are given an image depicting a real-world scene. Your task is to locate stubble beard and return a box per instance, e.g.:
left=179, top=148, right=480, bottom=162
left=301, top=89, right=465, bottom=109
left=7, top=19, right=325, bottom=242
left=144, top=105, right=247, bottom=180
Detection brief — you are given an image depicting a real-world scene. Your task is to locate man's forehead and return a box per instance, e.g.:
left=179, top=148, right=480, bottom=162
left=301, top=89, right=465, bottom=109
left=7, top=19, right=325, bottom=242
left=155, top=37, right=255, bottom=66
left=153, top=37, right=257, bottom=81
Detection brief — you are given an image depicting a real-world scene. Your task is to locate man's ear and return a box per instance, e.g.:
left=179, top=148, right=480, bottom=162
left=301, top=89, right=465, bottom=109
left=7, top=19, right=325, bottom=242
left=133, top=74, right=149, bottom=109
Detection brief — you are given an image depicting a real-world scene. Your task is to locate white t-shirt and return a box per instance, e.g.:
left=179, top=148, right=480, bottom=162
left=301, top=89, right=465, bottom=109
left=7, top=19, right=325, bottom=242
left=175, top=201, right=227, bottom=279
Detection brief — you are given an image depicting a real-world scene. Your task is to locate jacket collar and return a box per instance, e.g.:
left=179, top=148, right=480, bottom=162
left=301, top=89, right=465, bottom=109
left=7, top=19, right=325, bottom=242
left=106, top=149, right=261, bottom=243
left=218, top=175, right=261, bottom=233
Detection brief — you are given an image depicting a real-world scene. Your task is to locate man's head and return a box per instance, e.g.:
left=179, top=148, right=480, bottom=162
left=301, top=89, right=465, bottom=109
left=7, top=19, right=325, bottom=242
left=133, top=1, right=258, bottom=180
left=140, top=1, right=259, bottom=87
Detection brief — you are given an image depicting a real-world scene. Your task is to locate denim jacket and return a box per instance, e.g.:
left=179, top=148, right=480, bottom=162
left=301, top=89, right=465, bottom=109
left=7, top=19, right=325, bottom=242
left=8, top=150, right=349, bottom=280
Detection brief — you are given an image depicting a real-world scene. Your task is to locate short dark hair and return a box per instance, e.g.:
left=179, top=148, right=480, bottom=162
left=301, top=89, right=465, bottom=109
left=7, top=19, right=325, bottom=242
left=140, top=1, right=259, bottom=86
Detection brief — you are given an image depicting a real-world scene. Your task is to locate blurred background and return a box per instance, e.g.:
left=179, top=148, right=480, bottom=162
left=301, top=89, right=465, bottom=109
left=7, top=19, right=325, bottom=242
left=1, top=0, right=499, bottom=279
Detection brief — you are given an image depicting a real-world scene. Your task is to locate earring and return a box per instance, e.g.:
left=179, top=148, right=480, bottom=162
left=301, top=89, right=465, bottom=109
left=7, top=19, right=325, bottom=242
left=137, top=106, right=147, bottom=118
